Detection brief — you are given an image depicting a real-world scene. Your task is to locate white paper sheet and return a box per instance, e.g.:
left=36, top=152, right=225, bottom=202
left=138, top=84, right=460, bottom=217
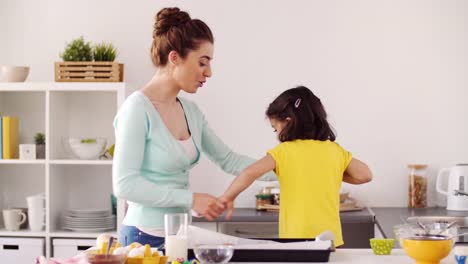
left=188, top=225, right=332, bottom=250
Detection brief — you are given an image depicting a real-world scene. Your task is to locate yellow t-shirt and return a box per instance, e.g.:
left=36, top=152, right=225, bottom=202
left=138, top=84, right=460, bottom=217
left=267, top=139, right=352, bottom=247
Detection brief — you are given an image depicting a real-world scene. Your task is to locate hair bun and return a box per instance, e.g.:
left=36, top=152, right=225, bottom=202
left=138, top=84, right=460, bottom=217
left=154, top=7, right=191, bottom=36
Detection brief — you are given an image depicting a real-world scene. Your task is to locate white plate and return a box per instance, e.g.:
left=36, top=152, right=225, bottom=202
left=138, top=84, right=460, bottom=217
left=64, top=220, right=115, bottom=224
left=64, top=215, right=115, bottom=220
left=67, top=209, right=111, bottom=217
left=63, top=223, right=115, bottom=228
left=63, top=226, right=115, bottom=232
left=64, top=217, right=115, bottom=222
left=63, top=224, right=115, bottom=229
left=63, top=221, right=115, bottom=226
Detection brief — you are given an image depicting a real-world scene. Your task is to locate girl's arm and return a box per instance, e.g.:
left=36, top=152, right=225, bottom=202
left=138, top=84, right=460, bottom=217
left=220, top=154, right=276, bottom=219
left=343, top=158, right=373, bottom=184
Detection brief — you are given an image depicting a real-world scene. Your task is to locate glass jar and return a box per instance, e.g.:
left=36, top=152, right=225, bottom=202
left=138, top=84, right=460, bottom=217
left=408, top=164, right=428, bottom=208
left=255, top=194, right=273, bottom=210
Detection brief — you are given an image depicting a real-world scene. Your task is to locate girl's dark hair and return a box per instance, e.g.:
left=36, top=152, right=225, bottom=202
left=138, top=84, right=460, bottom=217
left=266, top=86, right=336, bottom=142
left=151, top=7, right=214, bottom=66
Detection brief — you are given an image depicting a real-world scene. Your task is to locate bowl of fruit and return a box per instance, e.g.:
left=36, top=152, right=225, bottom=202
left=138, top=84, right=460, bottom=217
left=65, top=137, right=107, bottom=160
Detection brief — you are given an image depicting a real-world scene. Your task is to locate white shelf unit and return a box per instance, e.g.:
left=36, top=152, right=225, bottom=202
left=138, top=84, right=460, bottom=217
left=0, top=82, right=125, bottom=258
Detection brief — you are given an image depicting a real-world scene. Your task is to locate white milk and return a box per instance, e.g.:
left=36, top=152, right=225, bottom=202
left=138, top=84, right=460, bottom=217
left=165, top=235, right=188, bottom=261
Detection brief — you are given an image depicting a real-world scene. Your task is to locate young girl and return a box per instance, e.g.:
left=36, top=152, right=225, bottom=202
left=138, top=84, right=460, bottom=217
left=219, top=86, right=372, bottom=247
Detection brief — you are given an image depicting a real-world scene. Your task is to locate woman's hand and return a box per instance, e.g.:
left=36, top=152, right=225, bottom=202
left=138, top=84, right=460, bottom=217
left=218, top=196, right=234, bottom=220
left=192, top=193, right=225, bottom=221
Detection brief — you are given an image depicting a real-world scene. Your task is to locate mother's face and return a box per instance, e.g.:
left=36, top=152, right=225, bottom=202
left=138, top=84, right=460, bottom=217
left=173, top=41, right=214, bottom=94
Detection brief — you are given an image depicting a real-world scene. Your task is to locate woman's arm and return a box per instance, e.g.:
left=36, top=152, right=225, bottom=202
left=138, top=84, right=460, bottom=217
left=200, top=114, right=277, bottom=181
left=220, top=154, right=276, bottom=219
left=343, top=158, right=373, bottom=184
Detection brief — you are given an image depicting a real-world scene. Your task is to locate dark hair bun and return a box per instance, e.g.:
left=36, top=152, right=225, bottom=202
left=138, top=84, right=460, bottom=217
left=154, top=7, right=191, bottom=36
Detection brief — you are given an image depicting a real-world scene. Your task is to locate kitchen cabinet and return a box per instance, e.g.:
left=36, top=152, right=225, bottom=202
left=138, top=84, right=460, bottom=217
left=0, top=237, right=45, bottom=263
left=0, top=82, right=125, bottom=259
left=52, top=238, right=95, bottom=259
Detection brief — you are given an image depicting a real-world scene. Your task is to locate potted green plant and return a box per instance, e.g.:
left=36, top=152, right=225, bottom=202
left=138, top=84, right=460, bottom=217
left=59, top=36, right=93, bottom=61
left=55, top=36, right=123, bottom=82
left=34, top=132, right=45, bottom=159
left=93, top=42, right=118, bottom=62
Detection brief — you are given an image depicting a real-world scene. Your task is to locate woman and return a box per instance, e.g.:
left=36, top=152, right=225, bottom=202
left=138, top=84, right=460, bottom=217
left=112, top=7, right=276, bottom=247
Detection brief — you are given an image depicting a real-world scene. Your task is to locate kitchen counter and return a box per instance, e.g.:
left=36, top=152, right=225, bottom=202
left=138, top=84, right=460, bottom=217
left=232, top=249, right=455, bottom=263
left=310, top=249, right=454, bottom=264
left=193, top=207, right=375, bottom=223
left=371, top=207, right=468, bottom=239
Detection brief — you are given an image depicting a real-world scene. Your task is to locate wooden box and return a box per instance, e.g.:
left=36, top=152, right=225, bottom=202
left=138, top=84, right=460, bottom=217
left=55, top=61, right=124, bottom=82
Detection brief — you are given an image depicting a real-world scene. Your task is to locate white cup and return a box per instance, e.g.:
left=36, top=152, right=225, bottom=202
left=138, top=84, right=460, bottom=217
left=28, top=208, right=45, bottom=231
left=3, top=209, right=27, bottom=231
left=26, top=194, right=45, bottom=231
left=165, top=213, right=188, bottom=261
left=26, top=194, right=45, bottom=212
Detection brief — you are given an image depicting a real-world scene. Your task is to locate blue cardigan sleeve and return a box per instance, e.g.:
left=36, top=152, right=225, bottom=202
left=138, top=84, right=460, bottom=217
left=199, top=110, right=277, bottom=181
left=112, top=99, right=193, bottom=208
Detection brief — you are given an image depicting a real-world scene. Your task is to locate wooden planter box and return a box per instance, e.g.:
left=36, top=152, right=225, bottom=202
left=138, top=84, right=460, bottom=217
left=54, top=61, right=124, bottom=82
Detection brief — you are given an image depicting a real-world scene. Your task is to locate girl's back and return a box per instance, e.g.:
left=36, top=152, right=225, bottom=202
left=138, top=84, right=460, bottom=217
left=268, top=139, right=351, bottom=246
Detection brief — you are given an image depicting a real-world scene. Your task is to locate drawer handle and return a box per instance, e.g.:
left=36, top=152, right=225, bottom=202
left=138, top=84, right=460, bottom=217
left=234, top=229, right=276, bottom=236
left=77, top=245, right=92, bottom=251
left=3, top=245, right=19, bottom=250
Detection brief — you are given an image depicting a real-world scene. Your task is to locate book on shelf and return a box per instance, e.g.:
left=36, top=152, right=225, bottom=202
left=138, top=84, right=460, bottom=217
left=2, top=116, right=19, bottom=159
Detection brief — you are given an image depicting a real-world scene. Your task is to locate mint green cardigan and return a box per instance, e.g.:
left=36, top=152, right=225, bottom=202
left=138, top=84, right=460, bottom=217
left=113, top=91, right=276, bottom=228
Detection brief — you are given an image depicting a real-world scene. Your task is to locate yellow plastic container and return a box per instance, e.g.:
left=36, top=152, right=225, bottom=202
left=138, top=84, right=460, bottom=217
left=402, top=238, right=452, bottom=264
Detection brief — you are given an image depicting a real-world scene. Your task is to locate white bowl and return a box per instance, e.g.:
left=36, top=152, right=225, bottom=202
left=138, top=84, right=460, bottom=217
left=67, top=138, right=107, bottom=160
left=1, top=66, right=30, bottom=82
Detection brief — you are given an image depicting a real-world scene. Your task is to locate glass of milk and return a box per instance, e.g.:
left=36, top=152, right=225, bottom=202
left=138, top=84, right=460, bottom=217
left=165, top=213, right=189, bottom=261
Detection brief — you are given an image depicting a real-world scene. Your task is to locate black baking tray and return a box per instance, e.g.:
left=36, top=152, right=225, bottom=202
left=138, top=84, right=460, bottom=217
left=187, top=238, right=334, bottom=262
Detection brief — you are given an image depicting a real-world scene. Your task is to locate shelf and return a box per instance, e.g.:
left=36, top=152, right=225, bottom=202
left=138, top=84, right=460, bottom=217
left=50, top=230, right=117, bottom=238
left=49, top=160, right=113, bottom=165
left=0, top=82, right=124, bottom=92
left=0, top=160, right=112, bottom=165
left=0, top=83, right=47, bottom=91
left=0, top=82, right=125, bottom=259
left=0, top=229, right=46, bottom=237
left=0, top=160, right=46, bottom=164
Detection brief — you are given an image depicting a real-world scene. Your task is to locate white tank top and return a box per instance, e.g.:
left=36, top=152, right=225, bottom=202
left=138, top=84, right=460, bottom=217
left=137, top=136, right=197, bottom=237
left=179, top=136, right=197, bottom=162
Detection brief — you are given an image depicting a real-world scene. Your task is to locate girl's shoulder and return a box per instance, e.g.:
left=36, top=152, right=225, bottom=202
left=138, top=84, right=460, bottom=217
left=280, top=139, right=347, bottom=151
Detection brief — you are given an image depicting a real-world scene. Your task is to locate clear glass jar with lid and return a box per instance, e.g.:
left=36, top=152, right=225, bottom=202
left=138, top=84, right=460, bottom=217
left=408, top=164, right=428, bottom=208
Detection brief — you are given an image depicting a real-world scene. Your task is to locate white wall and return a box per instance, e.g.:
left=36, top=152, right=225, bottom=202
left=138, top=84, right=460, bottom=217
left=1, top=0, right=467, bottom=207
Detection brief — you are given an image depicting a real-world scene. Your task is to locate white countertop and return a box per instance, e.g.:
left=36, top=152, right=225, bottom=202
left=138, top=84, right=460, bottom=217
left=329, top=249, right=455, bottom=264
left=233, top=249, right=457, bottom=264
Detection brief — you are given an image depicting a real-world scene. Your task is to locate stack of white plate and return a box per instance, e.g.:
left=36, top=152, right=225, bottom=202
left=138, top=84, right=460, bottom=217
left=63, top=208, right=116, bottom=232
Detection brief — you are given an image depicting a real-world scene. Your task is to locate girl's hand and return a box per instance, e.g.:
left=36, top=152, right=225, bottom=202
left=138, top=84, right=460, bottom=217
left=218, top=196, right=234, bottom=220
left=192, top=193, right=225, bottom=221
